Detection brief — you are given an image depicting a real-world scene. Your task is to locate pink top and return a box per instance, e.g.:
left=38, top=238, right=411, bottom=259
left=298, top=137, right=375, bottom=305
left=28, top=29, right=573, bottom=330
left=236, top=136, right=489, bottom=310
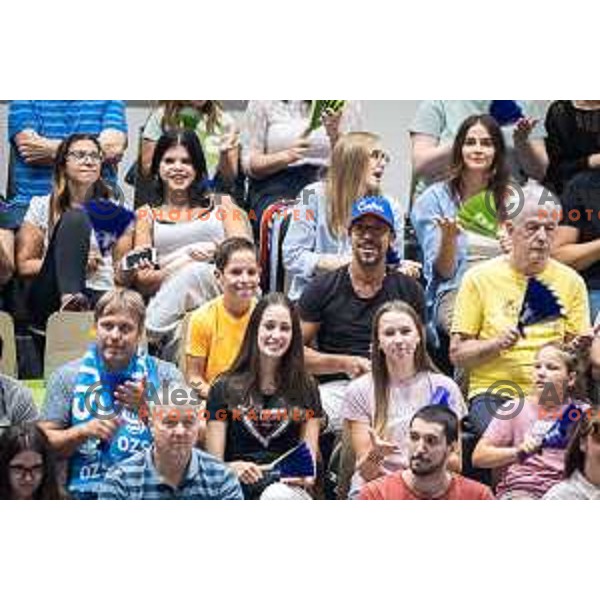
left=483, top=400, right=584, bottom=499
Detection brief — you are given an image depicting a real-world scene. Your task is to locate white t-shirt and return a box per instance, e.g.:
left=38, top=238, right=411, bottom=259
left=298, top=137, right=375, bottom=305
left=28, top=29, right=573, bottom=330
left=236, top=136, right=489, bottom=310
left=23, top=195, right=115, bottom=291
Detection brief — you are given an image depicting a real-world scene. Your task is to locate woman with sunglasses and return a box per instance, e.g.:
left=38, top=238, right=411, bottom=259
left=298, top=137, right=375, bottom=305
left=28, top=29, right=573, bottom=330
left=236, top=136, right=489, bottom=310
left=0, top=422, right=66, bottom=500
left=473, top=343, right=589, bottom=499
left=544, top=412, right=600, bottom=499
left=411, top=114, right=511, bottom=335
left=16, top=133, right=133, bottom=330
left=283, top=132, right=415, bottom=301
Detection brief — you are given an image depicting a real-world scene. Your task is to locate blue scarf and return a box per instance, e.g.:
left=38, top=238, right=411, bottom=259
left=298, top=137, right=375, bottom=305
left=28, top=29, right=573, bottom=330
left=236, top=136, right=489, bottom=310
left=68, top=343, right=159, bottom=495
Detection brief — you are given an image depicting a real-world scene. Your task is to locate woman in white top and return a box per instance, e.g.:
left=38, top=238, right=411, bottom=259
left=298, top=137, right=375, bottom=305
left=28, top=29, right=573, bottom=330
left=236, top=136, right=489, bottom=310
left=132, top=129, right=250, bottom=355
left=342, top=300, right=466, bottom=497
left=16, top=134, right=133, bottom=329
left=283, top=131, right=409, bottom=301
left=241, top=100, right=362, bottom=237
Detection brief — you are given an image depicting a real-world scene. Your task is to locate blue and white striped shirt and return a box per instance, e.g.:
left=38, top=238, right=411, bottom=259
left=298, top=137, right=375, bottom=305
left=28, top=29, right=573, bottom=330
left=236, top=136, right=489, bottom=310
left=98, top=447, right=244, bottom=500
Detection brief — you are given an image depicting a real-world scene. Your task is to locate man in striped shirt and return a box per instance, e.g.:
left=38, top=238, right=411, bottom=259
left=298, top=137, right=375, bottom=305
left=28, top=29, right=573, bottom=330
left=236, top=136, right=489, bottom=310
left=6, top=100, right=127, bottom=226
left=99, top=382, right=243, bottom=500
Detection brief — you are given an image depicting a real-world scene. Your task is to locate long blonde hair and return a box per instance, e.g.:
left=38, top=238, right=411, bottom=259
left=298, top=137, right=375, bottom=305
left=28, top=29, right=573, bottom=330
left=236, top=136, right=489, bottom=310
left=371, top=301, right=438, bottom=436
left=325, top=132, right=380, bottom=237
left=159, top=101, right=224, bottom=135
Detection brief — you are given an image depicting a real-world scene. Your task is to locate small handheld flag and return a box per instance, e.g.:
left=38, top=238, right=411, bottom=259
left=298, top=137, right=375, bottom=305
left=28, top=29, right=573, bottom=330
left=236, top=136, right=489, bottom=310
left=517, top=278, right=564, bottom=336
left=260, top=441, right=316, bottom=479
left=490, top=101, right=524, bottom=126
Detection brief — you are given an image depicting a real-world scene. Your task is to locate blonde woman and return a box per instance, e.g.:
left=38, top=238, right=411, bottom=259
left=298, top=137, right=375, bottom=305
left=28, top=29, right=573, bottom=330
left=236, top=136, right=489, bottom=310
left=141, top=100, right=239, bottom=186
left=283, top=132, right=412, bottom=300
left=342, top=301, right=466, bottom=497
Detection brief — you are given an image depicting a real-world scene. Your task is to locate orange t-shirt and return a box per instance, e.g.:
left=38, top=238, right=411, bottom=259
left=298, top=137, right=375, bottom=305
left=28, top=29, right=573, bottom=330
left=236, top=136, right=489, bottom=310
left=359, top=472, right=494, bottom=500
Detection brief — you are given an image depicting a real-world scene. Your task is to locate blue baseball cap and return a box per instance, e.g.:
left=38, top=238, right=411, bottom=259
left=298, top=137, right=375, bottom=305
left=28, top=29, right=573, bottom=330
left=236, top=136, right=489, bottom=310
left=350, top=196, right=395, bottom=231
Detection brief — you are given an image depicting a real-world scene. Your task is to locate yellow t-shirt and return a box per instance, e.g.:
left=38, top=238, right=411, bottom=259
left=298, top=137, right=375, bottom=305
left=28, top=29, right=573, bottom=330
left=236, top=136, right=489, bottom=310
left=186, top=296, right=256, bottom=384
left=451, top=257, right=590, bottom=400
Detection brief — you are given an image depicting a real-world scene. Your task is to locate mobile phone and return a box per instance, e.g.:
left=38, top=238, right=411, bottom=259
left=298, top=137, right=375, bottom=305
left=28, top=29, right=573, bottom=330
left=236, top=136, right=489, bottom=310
left=121, top=247, right=157, bottom=271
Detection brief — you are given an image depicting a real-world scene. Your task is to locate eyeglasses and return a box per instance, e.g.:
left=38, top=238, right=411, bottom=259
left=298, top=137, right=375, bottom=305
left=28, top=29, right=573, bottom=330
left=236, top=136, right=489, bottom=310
left=351, top=222, right=390, bottom=237
left=369, top=149, right=391, bottom=164
left=66, top=150, right=103, bottom=164
left=9, top=464, right=44, bottom=479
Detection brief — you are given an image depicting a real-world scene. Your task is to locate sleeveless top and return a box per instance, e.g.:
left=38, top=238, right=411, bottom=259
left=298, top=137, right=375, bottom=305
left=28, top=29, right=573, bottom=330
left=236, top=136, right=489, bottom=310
left=152, top=206, right=226, bottom=264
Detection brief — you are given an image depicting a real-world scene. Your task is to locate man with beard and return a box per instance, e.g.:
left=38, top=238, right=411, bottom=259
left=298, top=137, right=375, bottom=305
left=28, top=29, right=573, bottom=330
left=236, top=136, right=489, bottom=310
left=359, top=405, right=493, bottom=500
left=99, top=382, right=243, bottom=500
left=298, top=196, right=425, bottom=433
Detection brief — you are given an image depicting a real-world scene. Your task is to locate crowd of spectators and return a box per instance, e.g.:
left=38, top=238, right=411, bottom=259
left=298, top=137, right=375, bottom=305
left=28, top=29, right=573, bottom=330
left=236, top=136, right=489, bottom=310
left=2, top=99, right=600, bottom=501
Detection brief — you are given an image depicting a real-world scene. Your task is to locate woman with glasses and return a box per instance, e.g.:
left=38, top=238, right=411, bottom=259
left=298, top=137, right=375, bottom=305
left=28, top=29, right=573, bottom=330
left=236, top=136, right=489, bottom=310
left=0, top=422, right=66, bottom=500
left=473, top=343, right=589, bottom=499
left=544, top=412, right=600, bottom=499
left=411, top=114, right=511, bottom=336
left=283, top=132, right=413, bottom=301
left=16, top=134, right=133, bottom=330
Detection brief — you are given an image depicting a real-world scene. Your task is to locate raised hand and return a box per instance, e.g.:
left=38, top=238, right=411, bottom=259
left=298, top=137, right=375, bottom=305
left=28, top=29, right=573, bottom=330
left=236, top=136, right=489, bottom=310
left=433, top=216, right=461, bottom=239
left=357, top=429, right=399, bottom=482
left=513, top=117, right=539, bottom=142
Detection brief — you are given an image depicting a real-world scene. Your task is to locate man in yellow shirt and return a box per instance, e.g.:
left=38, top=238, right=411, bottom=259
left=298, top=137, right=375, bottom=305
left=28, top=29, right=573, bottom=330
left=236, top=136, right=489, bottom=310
left=451, top=183, right=591, bottom=438
left=186, top=238, right=260, bottom=400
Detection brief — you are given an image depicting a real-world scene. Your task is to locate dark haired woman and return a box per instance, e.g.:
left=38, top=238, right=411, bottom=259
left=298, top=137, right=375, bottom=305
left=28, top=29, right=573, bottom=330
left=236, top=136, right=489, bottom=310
left=140, top=100, right=239, bottom=188
left=132, top=129, right=250, bottom=357
left=411, top=114, right=511, bottom=334
left=342, top=301, right=466, bottom=497
left=0, top=422, right=66, bottom=500
left=16, top=133, right=133, bottom=330
left=205, top=293, right=323, bottom=499
left=544, top=412, right=600, bottom=499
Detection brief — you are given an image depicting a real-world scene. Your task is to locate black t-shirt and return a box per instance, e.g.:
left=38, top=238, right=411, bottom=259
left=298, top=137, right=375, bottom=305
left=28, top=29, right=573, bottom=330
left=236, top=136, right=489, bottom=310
left=298, top=266, right=425, bottom=376
left=207, top=376, right=323, bottom=465
left=560, top=170, right=600, bottom=288
left=545, top=100, right=600, bottom=195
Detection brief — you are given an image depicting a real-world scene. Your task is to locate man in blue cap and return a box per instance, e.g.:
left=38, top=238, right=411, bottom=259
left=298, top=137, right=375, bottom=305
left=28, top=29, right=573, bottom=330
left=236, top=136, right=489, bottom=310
left=298, top=195, right=425, bottom=433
